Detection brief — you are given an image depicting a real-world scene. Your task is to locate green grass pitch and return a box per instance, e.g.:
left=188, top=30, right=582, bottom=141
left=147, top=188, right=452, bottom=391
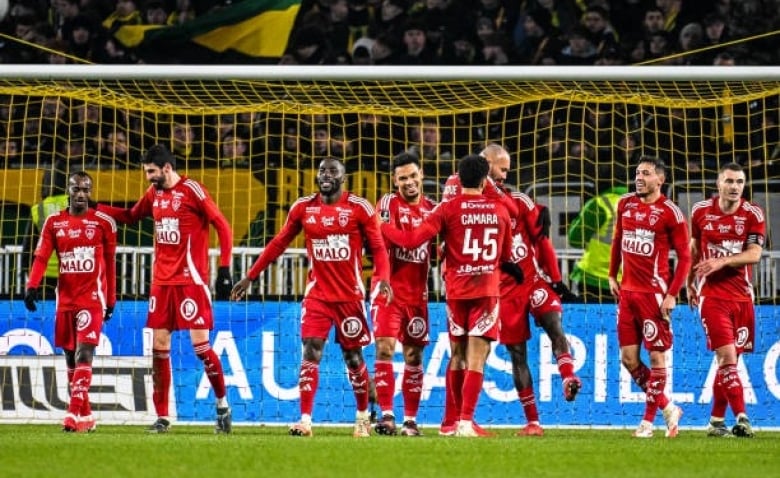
left=3, top=425, right=779, bottom=478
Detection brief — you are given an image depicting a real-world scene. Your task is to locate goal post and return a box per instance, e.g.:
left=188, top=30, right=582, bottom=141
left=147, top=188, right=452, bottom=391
left=1, top=66, right=779, bottom=428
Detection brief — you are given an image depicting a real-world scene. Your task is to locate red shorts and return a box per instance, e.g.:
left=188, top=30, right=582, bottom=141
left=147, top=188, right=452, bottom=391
left=699, top=296, right=755, bottom=353
left=499, top=280, right=563, bottom=345
left=445, top=297, right=499, bottom=342
left=616, top=289, right=673, bottom=351
left=55, top=307, right=104, bottom=350
left=147, top=283, right=213, bottom=331
left=371, top=297, right=429, bottom=347
left=302, top=298, right=371, bottom=349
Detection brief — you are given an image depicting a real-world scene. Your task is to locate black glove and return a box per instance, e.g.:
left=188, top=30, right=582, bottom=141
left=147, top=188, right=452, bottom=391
left=215, top=266, right=233, bottom=301
left=24, top=288, right=38, bottom=312
left=551, top=281, right=577, bottom=303
left=536, top=205, right=551, bottom=238
left=104, top=305, right=115, bottom=322
left=500, top=262, right=524, bottom=284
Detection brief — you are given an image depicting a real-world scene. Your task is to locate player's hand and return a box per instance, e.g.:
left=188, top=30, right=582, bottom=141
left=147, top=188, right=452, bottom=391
left=608, top=277, right=621, bottom=299
left=104, top=305, right=115, bottom=322
left=24, top=288, right=38, bottom=312
left=231, top=277, right=252, bottom=301
left=371, top=279, right=393, bottom=305
left=551, top=281, right=577, bottom=303
left=215, top=266, right=233, bottom=301
left=686, top=283, right=699, bottom=309
left=500, top=262, right=524, bottom=284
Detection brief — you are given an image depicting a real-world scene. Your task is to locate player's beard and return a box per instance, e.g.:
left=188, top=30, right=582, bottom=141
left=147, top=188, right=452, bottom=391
left=151, top=175, right=165, bottom=190
left=318, top=177, right=343, bottom=199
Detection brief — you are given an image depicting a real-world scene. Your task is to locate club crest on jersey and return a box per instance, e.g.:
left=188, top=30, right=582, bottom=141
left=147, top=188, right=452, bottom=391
left=642, top=319, right=659, bottom=341
left=341, top=316, right=363, bottom=338
left=406, top=316, right=428, bottom=340
left=172, top=198, right=181, bottom=211
left=649, top=214, right=660, bottom=225
left=180, top=298, right=199, bottom=321
left=338, top=212, right=349, bottom=227
left=531, top=287, right=549, bottom=308
left=76, top=310, right=92, bottom=331
left=736, top=224, right=744, bottom=235
left=85, top=227, right=95, bottom=240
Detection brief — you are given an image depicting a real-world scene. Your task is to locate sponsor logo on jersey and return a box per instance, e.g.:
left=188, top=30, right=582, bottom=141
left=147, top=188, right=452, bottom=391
left=511, top=233, right=529, bottom=262
left=622, top=228, right=656, bottom=256
left=60, top=246, right=96, bottom=273
left=156, top=217, right=181, bottom=244
left=312, top=234, right=351, bottom=261
left=321, top=216, right=335, bottom=227
left=306, top=215, right=316, bottom=224
left=394, top=244, right=429, bottom=263
left=68, top=229, right=82, bottom=239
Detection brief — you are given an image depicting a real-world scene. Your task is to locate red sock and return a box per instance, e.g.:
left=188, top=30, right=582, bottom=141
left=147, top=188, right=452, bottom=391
left=152, top=349, right=171, bottom=417
left=68, top=365, right=92, bottom=415
left=629, top=363, right=650, bottom=390
left=298, top=360, right=319, bottom=416
left=556, top=352, right=575, bottom=379
left=347, top=362, right=370, bottom=412
left=719, top=364, right=746, bottom=417
left=460, top=370, right=484, bottom=422
left=374, top=360, right=395, bottom=414
left=518, top=386, right=539, bottom=423
left=443, top=368, right=464, bottom=424
left=402, top=364, right=423, bottom=419
left=194, top=341, right=226, bottom=400
left=642, top=367, right=667, bottom=422
left=711, top=371, right=729, bottom=418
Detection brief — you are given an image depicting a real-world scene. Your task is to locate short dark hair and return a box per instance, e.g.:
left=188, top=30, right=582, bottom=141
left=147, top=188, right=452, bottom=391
left=143, top=144, right=176, bottom=169
left=638, top=155, right=666, bottom=176
left=69, top=170, right=93, bottom=184
left=391, top=151, right=420, bottom=172
left=458, top=154, right=489, bottom=188
left=720, top=162, right=743, bottom=174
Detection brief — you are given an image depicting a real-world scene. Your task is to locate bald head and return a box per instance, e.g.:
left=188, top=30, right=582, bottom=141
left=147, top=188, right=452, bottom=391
left=480, top=143, right=511, bottom=184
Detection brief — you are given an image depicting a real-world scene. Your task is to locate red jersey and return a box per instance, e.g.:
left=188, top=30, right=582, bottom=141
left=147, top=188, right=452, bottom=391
left=609, top=193, right=691, bottom=296
left=100, top=177, right=233, bottom=286
left=27, top=209, right=117, bottom=310
left=376, top=192, right=436, bottom=305
left=442, top=174, right=519, bottom=217
left=501, top=191, right=542, bottom=297
left=247, top=192, right=390, bottom=302
left=381, top=193, right=512, bottom=300
left=691, top=197, right=766, bottom=301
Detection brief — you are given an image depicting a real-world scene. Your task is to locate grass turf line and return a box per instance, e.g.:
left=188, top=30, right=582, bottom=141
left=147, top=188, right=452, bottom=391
left=2, top=425, right=779, bottom=478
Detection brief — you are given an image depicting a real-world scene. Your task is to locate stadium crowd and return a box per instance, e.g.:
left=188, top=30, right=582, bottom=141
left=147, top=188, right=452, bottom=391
left=0, top=0, right=778, bottom=66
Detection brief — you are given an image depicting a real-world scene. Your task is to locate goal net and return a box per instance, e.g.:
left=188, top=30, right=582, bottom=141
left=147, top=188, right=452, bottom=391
left=1, top=65, right=779, bottom=428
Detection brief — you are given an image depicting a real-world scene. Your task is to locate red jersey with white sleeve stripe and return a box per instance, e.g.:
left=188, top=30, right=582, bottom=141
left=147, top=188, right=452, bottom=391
left=500, top=191, right=542, bottom=297
left=690, top=197, right=766, bottom=301
left=27, top=209, right=117, bottom=310
left=247, top=191, right=390, bottom=302
left=381, top=193, right=512, bottom=300
left=376, top=192, right=436, bottom=305
left=609, top=193, right=691, bottom=296
left=98, top=176, right=233, bottom=285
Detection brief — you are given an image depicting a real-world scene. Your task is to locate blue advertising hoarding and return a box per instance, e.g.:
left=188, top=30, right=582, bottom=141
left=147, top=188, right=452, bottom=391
left=1, top=300, right=779, bottom=428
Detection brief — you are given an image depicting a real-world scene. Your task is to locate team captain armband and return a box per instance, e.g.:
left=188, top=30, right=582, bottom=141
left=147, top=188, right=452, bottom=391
left=746, top=233, right=765, bottom=247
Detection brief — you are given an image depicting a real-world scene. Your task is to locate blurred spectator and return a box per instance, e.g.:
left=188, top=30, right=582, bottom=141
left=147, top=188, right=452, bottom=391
left=676, top=21, right=703, bottom=64
left=479, top=32, right=512, bottom=65
left=64, top=14, right=100, bottom=60
left=143, top=0, right=172, bottom=25
left=102, top=0, right=142, bottom=34
left=442, top=28, right=478, bottom=65
left=579, top=5, right=618, bottom=57
left=371, top=32, right=399, bottom=64
left=218, top=127, right=251, bottom=169
left=397, top=17, right=439, bottom=64
left=287, top=24, right=336, bottom=64
left=351, top=36, right=375, bottom=64
left=0, top=139, right=21, bottom=168
left=515, top=7, right=559, bottom=64
left=556, top=26, right=597, bottom=65
left=406, top=117, right=453, bottom=198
